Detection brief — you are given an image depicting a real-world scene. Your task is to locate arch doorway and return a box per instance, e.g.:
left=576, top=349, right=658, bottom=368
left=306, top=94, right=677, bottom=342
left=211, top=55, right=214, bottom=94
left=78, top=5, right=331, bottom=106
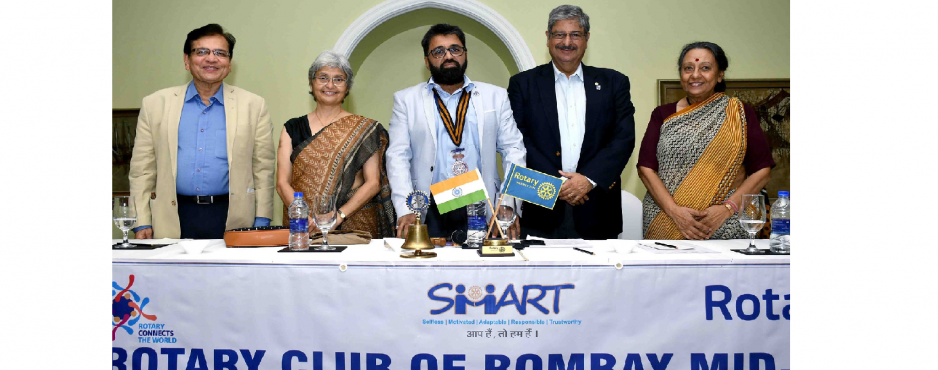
left=334, top=0, right=534, bottom=71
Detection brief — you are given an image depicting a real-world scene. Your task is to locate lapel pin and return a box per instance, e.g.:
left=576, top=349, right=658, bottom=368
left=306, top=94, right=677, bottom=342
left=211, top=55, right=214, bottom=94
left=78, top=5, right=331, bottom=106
left=595, top=82, right=601, bottom=91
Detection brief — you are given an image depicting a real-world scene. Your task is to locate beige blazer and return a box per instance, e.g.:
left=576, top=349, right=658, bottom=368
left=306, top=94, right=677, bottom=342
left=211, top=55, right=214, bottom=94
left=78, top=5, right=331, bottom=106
left=128, top=83, right=275, bottom=238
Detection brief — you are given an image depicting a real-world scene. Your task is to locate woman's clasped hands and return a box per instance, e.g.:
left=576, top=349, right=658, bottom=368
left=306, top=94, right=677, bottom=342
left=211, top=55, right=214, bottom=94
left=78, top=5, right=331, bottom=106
left=666, top=204, right=733, bottom=240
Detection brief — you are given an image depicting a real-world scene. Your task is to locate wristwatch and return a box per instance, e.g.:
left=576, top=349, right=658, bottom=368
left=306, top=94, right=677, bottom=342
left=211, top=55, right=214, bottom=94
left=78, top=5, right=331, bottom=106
left=337, top=209, right=347, bottom=220
left=722, top=203, right=734, bottom=214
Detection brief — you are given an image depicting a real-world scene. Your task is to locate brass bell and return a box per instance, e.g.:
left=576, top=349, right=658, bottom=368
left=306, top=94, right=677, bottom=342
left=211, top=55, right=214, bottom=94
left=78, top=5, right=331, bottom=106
left=400, top=213, right=436, bottom=258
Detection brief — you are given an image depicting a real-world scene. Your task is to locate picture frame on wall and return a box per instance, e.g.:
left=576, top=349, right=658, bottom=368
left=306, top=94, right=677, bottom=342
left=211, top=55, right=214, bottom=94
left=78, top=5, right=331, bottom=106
left=657, top=79, right=790, bottom=200
left=113, top=109, right=139, bottom=197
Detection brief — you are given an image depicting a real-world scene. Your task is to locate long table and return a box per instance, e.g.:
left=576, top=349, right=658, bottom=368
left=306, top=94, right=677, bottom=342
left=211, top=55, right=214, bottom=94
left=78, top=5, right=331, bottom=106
left=112, top=239, right=789, bottom=370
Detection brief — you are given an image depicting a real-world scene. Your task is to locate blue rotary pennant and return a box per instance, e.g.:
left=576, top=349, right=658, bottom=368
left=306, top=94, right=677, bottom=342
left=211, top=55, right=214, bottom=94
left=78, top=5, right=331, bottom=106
left=501, top=163, right=564, bottom=209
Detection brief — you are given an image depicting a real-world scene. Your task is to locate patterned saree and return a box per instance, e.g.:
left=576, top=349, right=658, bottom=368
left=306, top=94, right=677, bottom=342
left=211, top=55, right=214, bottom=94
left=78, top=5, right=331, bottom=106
left=284, top=115, right=396, bottom=238
left=642, top=93, right=750, bottom=240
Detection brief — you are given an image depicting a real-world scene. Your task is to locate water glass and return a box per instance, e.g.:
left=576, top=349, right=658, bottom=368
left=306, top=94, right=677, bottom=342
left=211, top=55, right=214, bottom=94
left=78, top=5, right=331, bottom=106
left=113, top=196, right=137, bottom=248
left=311, top=194, right=337, bottom=251
left=737, top=194, right=766, bottom=252
left=495, top=195, right=516, bottom=239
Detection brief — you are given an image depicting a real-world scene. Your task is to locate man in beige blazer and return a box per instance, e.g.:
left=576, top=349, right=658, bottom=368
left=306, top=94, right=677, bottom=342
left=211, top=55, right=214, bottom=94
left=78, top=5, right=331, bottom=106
left=129, top=24, right=274, bottom=239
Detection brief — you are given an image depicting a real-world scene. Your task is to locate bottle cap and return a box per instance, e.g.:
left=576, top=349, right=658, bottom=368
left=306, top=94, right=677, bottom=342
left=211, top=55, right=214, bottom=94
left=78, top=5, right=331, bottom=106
left=294, top=192, right=303, bottom=198
left=778, top=191, right=789, bottom=197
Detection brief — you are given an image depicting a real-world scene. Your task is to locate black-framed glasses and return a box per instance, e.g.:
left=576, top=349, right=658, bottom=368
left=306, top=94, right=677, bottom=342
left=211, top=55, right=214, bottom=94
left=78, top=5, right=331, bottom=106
left=550, top=32, right=585, bottom=41
left=313, top=75, right=347, bottom=86
left=428, top=46, right=467, bottom=59
left=191, top=48, right=231, bottom=58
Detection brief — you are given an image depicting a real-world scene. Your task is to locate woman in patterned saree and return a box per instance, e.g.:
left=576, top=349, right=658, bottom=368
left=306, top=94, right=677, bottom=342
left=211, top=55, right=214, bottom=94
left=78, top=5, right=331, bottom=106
left=275, top=50, right=396, bottom=238
left=637, top=42, right=775, bottom=240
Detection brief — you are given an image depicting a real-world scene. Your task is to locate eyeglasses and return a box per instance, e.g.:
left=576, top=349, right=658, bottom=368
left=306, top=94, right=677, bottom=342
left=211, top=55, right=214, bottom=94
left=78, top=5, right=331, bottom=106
left=428, top=46, right=467, bottom=59
left=313, top=75, right=347, bottom=86
left=191, top=48, right=231, bottom=58
left=550, top=32, right=585, bottom=41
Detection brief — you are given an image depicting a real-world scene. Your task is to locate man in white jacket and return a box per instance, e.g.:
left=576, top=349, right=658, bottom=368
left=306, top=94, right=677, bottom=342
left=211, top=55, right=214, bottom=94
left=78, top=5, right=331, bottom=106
left=386, top=23, right=526, bottom=240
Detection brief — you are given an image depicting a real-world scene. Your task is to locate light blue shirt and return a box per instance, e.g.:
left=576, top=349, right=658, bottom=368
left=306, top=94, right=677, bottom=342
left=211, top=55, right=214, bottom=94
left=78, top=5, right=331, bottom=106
left=177, top=81, right=229, bottom=196
left=552, top=62, right=595, bottom=187
left=428, top=76, right=481, bottom=185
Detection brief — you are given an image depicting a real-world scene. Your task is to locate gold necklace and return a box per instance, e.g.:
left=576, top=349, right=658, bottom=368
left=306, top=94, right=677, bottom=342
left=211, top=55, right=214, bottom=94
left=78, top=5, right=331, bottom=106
left=314, top=108, right=341, bottom=128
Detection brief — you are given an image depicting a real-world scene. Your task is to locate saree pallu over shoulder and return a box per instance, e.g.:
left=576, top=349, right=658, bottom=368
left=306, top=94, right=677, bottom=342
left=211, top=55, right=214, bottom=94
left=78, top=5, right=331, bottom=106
left=285, top=115, right=397, bottom=238
left=643, top=94, right=749, bottom=240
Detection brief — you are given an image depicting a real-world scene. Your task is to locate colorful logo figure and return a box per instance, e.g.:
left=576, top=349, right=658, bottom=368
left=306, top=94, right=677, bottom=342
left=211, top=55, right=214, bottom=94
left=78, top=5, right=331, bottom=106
left=112, top=274, right=157, bottom=341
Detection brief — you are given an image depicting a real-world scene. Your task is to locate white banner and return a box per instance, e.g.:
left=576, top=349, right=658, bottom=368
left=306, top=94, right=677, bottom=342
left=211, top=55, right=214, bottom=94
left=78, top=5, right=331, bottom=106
left=112, top=262, right=790, bottom=370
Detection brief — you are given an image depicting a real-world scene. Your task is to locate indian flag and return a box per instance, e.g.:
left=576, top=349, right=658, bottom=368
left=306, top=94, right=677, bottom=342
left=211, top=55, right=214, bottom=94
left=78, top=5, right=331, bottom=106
left=429, top=169, right=489, bottom=214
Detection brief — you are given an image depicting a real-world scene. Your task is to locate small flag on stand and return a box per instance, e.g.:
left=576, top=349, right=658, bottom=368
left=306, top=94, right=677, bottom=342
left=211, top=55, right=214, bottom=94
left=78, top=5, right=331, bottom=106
left=429, top=169, right=489, bottom=214
left=502, top=163, right=564, bottom=209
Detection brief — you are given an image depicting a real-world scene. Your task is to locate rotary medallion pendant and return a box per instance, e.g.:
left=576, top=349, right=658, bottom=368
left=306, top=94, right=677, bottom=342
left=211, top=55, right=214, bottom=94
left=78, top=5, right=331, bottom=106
left=451, top=148, right=468, bottom=175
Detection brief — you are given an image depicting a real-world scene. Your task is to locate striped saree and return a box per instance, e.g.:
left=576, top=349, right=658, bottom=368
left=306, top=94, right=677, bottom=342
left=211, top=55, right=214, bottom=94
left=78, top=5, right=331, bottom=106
left=642, top=93, right=750, bottom=240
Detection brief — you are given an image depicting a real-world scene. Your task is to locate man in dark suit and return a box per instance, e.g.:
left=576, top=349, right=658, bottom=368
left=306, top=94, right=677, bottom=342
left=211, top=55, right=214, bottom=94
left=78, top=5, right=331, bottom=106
left=507, top=5, right=635, bottom=240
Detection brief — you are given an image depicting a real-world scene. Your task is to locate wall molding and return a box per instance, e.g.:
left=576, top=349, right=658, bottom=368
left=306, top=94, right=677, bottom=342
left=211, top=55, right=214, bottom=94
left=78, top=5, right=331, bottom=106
left=333, top=0, right=535, bottom=72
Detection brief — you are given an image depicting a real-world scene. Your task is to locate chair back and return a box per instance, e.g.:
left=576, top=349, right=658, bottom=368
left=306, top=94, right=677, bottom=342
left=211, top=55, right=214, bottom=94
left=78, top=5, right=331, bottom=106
left=618, top=190, right=643, bottom=240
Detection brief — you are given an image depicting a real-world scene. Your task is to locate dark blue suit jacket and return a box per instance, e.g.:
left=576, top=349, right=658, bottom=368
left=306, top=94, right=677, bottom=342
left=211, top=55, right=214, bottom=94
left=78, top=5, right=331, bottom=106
left=507, top=63, right=635, bottom=239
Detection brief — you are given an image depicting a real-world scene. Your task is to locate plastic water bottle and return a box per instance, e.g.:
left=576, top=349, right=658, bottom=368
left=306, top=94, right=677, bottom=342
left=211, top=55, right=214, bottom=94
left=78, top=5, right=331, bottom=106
left=288, top=192, right=310, bottom=250
left=466, top=201, right=487, bottom=248
left=769, top=191, right=790, bottom=253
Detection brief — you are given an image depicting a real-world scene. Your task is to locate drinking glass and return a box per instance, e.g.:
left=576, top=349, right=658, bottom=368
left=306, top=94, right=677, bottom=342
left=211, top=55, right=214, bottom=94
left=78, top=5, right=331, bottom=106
left=495, top=195, right=516, bottom=240
left=311, top=194, right=337, bottom=251
left=113, top=196, right=137, bottom=249
left=737, top=194, right=766, bottom=253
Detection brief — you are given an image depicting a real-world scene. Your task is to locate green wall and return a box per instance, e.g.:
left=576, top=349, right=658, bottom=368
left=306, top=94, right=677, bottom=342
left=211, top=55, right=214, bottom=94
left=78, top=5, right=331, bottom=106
left=112, top=0, right=789, bottom=235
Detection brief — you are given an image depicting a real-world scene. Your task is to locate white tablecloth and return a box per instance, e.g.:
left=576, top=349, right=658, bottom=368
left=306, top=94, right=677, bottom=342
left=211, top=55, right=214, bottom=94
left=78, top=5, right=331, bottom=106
left=113, top=238, right=789, bottom=266
left=111, top=238, right=790, bottom=370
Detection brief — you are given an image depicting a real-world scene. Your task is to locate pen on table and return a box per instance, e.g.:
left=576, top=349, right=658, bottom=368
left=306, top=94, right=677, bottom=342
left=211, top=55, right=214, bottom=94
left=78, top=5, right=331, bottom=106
left=517, top=249, right=529, bottom=261
left=574, top=247, right=594, bottom=255
left=654, top=242, right=678, bottom=249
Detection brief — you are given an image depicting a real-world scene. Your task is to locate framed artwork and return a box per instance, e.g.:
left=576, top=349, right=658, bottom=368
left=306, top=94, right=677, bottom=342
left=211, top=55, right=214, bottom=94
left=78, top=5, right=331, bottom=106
left=657, top=79, right=790, bottom=200
left=113, top=109, right=139, bottom=197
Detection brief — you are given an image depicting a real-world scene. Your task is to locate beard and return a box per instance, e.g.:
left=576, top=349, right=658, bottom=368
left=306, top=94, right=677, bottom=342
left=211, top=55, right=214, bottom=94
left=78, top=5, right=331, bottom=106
left=429, top=58, right=468, bottom=85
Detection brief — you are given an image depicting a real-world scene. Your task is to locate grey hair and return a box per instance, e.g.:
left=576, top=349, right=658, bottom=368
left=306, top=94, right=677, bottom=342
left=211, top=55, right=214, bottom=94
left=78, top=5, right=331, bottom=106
left=308, top=50, right=354, bottom=92
left=547, top=5, right=590, bottom=34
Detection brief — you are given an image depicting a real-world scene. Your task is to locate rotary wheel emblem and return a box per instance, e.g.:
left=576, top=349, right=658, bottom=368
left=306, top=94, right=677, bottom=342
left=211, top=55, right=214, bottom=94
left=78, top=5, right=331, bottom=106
left=467, top=286, right=484, bottom=301
left=537, top=182, right=557, bottom=200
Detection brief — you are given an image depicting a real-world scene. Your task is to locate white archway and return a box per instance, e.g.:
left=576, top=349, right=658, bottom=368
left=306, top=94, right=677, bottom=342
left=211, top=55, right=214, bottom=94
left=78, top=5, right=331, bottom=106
left=333, top=0, right=536, bottom=72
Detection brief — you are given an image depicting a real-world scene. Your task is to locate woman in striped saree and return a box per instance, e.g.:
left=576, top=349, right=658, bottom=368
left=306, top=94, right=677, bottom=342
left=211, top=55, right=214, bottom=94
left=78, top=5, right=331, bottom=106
left=637, top=42, right=775, bottom=240
left=275, top=50, right=396, bottom=238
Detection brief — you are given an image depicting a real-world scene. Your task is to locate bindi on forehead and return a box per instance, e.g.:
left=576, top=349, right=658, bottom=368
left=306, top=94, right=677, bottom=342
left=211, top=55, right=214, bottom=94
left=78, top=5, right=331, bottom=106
left=685, top=58, right=712, bottom=65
